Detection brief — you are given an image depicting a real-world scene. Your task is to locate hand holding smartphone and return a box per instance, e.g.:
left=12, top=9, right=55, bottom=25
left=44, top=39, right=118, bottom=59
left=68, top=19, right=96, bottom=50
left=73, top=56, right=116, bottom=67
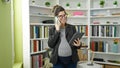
left=54, top=17, right=61, bottom=31
left=55, top=17, right=61, bottom=24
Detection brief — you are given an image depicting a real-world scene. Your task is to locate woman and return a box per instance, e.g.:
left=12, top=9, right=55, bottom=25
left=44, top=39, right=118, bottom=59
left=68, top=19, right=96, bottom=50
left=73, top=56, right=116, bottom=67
left=48, top=5, right=82, bottom=68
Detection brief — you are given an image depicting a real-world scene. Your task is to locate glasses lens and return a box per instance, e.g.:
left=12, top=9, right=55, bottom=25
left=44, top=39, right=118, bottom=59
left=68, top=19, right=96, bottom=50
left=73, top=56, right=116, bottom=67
left=58, top=14, right=67, bottom=18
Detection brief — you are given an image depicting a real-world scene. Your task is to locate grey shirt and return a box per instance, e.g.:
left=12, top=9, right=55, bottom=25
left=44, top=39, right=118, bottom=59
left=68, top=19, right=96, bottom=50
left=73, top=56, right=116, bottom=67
left=58, top=28, right=72, bottom=57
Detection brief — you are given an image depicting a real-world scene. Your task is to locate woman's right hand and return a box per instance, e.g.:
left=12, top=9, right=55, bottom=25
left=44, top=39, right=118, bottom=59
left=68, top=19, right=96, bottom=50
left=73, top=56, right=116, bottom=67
left=55, top=20, right=61, bottom=31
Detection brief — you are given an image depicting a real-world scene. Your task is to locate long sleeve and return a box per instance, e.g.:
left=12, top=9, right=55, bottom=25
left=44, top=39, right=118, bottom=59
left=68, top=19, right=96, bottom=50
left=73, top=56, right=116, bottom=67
left=48, top=27, right=60, bottom=48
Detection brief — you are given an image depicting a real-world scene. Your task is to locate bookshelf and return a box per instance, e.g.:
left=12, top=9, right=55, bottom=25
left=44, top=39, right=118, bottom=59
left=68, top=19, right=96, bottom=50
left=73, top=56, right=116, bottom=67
left=90, top=0, right=120, bottom=66
left=23, top=0, right=120, bottom=68
left=28, top=0, right=57, bottom=68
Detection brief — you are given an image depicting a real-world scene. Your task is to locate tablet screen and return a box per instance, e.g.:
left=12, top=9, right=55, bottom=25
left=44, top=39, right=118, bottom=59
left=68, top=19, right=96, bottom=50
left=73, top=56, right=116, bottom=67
left=69, top=32, right=84, bottom=45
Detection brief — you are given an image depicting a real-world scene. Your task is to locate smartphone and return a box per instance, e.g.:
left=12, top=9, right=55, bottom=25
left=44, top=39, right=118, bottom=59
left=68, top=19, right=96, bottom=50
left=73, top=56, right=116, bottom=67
left=55, top=17, right=60, bottom=24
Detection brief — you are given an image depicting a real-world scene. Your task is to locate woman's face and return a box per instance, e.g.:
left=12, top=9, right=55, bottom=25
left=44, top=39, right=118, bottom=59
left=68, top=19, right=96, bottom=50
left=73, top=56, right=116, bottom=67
left=57, top=11, right=67, bottom=24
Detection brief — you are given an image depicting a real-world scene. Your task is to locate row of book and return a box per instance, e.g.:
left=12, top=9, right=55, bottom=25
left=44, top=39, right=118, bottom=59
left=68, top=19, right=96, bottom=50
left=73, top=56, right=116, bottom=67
left=90, top=41, right=109, bottom=52
left=75, top=25, right=88, bottom=36
left=31, top=54, right=43, bottom=68
left=30, top=25, right=88, bottom=39
left=30, top=40, right=44, bottom=53
left=91, top=25, right=118, bottom=37
left=30, top=26, right=51, bottom=38
left=30, top=26, right=42, bottom=38
left=90, top=40, right=119, bottom=53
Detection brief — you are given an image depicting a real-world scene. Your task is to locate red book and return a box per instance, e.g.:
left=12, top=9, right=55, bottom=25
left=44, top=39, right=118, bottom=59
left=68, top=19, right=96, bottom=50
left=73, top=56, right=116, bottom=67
left=86, top=25, right=88, bottom=36
left=39, top=54, right=43, bottom=67
left=91, top=41, right=95, bottom=51
left=33, top=40, right=37, bottom=52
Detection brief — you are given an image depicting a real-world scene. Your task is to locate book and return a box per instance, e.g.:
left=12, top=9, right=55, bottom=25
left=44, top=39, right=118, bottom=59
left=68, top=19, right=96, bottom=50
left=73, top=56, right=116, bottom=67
left=69, top=32, right=84, bottom=45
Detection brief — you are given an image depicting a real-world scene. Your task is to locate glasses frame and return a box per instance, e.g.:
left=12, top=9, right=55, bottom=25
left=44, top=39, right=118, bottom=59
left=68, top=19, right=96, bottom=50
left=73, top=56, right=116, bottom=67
left=57, top=13, right=68, bottom=19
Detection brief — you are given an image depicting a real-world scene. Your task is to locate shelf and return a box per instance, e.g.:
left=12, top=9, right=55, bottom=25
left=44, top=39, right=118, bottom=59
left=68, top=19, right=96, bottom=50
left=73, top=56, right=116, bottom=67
left=30, top=14, right=54, bottom=17
left=94, top=52, right=120, bottom=55
left=90, top=15, right=120, bottom=18
left=82, top=36, right=88, bottom=38
left=30, top=5, right=52, bottom=9
left=91, top=7, right=120, bottom=11
left=65, top=8, right=88, bottom=11
left=78, top=61, right=120, bottom=66
left=30, top=38, right=48, bottom=40
left=68, top=16, right=87, bottom=18
left=94, top=61, right=120, bottom=66
left=30, top=50, right=47, bottom=55
left=90, top=24, right=120, bottom=26
left=30, top=23, right=54, bottom=26
left=72, top=23, right=88, bottom=26
left=90, top=36, right=120, bottom=39
left=30, top=14, right=88, bottom=18
left=30, top=37, right=88, bottom=40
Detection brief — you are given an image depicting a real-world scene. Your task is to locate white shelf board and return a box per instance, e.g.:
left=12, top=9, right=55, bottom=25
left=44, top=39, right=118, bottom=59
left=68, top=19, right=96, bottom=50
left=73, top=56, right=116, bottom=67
left=68, top=16, right=87, bottom=18
left=30, top=14, right=87, bottom=18
left=30, top=36, right=88, bottom=40
left=72, top=24, right=88, bottom=26
left=94, top=61, right=120, bottom=66
left=90, top=36, right=120, bottom=39
left=91, top=7, right=120, bottom=10
left=30, top=38, right=48, bottom=40
left=30, top=50, right=47, bottom=55
left=30, top=23, right=54, bottom=26
left=90, top=15, right=120, bottom=18
left=30, top=14, right=54, bottom=17
left=65, top=8, right=88, bottom=11
left=90, top=24, right=120, bottom=26
left=94, top=52, right=120, bottom=55
left=30, top=5, right=52, bottom=9
left=82, top=36, right=88, bottom=38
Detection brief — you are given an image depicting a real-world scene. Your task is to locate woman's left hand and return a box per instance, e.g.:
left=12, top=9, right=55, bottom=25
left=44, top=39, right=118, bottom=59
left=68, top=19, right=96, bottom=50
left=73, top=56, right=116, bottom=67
left=73, top=38, right=81, bottom=47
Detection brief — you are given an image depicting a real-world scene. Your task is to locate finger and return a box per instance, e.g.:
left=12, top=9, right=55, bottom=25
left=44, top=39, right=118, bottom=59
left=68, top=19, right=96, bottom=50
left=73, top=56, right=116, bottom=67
left=73, top=41, right=76, bottom=45
left=77, top=38, right=80, bottom=41
left=74, top=39, right=78, bottom=43
left=73, top=42, right=77, bottom=46
left=77, top=38, right=80, bottom=40
left=74, top=39, right=80, bottom=44
left=75, top=38, right=80, bottom=41
left=73, top=41, right=79, bottom=46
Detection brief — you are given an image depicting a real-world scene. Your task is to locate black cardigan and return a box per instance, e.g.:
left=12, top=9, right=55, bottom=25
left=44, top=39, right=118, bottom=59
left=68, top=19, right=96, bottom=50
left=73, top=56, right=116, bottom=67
left=48, top=24, right=81, bottom=64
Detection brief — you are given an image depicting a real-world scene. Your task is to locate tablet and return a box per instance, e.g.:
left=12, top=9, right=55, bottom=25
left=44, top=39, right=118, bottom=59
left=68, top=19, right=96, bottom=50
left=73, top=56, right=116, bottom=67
left=69, top=32, right=84, bottom=45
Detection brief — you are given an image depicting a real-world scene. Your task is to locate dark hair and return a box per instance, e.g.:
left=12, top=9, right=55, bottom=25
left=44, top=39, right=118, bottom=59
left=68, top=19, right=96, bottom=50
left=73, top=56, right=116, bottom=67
left=52, top=5, right=66, bottom=16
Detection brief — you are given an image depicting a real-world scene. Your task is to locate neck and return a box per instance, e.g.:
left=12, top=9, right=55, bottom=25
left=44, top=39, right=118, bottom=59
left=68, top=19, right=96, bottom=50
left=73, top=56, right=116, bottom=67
left=61, top=23, right=66, bottom=28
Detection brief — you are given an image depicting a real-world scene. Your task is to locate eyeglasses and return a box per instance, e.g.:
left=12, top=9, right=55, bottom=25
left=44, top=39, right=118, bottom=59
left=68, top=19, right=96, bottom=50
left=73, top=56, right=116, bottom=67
left=57, top=14, right=68, bottom=18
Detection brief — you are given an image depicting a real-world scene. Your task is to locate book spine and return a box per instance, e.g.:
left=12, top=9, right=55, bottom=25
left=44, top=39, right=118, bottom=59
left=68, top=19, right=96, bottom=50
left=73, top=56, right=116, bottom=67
left=106, top=42, right=108, bottom=53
